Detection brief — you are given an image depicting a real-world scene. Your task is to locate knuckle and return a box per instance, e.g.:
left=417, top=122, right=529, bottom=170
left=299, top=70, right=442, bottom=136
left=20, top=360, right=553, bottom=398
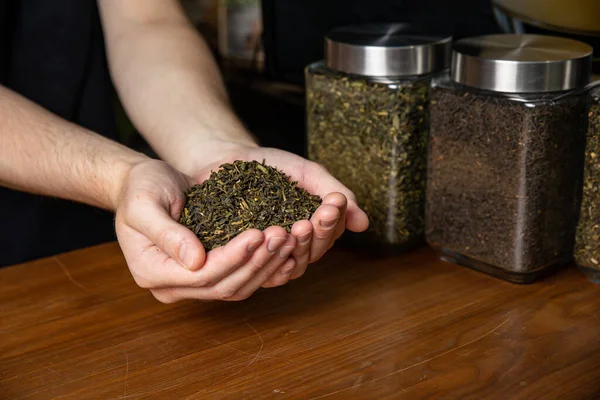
left=261, top=280, right=275, bottom=289
left=230, top=292, right=252, bottom=302
left=191, top=275, right=213, bottom=288
left=270, top=278, right=288, bottom=288
left=132, top=274, right=156, bottom=290
left=291, top=267, right=307, bottom=280
left=213, top=286, right=238, bottom=301
left=159, top=229, right=179, bottom=250
left=315, top=163, right=329, bottom=174
left=310, top=253, right=324, bottom=263
left=247, top=258, right=266, bottom=275
left=151, top=290, right=177, bottom=304
left=314, top=230, right=332, bottom=240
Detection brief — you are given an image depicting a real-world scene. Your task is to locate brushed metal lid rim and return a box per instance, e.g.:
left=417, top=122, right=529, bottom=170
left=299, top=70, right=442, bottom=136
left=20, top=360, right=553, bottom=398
left=450, top=34, right=593, bottom=93
left=324, top=25, right=452, bottom=78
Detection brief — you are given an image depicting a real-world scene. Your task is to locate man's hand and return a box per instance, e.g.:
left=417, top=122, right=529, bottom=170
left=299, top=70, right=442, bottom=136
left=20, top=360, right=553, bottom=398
left=99, top=0, right=368, bottom=295
left=115, top=160, right=298, bottom=303
left=189, top=145, right=370, bottom=288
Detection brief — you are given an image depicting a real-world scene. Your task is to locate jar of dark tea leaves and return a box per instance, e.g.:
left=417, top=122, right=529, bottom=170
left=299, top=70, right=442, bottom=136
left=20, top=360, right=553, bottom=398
left=426, top=34, right=593, bottom=284
left=575, top=84, right=600, bottom=283
left=306, top=24, right=451, bottom=251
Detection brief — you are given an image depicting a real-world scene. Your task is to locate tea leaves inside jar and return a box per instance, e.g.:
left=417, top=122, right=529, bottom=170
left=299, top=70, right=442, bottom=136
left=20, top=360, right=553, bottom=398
left=575, top=93, right=600, bottom=270
left=426, top=86, right=587, bottom=273
left=180, top=160, right=322, bottom=251
left=306, top=66, right=430, bottom=248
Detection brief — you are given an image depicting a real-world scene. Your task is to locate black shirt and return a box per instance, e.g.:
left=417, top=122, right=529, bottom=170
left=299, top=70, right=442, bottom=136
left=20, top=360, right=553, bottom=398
left=0, top=0, right=118, bottom=266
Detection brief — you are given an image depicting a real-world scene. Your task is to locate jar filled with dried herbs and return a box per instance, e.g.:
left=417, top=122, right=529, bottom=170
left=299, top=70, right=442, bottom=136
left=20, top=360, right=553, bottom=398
left=575, top=85, right=600, bottom=283
left=306, top=24, right=451, bottom=251
left=426, top=34, right=593, bottom=284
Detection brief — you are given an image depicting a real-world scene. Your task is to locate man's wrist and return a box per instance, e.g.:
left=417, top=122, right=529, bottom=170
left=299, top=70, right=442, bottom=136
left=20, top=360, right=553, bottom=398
left=105, top=151, right=150, bottom=211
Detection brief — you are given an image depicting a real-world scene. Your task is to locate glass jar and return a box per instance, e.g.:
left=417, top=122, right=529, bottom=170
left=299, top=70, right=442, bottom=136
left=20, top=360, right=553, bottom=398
left=575, top=84, right=600, bottom=283
left=425, top=34, right=593, bottom=284
left=306, top=24, right=451, bottom=251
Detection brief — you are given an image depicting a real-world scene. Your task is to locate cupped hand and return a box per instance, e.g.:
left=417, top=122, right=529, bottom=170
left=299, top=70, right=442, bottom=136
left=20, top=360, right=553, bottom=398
left=114, top=160, right=298, bottom=303
left=191, top=146, right=369, bottom=288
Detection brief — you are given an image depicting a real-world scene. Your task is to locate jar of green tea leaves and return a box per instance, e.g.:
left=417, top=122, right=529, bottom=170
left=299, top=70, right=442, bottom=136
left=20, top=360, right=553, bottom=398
left=306, top=24, right=451, bottom=251
left=575, top=84, right=600, bottom=284
left=426, top=34, right=593, bottom=284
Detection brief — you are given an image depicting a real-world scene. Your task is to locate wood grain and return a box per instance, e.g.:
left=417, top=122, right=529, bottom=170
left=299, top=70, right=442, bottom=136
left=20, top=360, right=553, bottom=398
left=1, top=243, right=600, bottom=399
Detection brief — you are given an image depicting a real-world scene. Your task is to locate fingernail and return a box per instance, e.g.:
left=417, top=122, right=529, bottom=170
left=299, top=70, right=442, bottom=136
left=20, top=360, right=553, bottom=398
left=320, top=218, right=338, bottom=229
left=247, top=239, right=263, bottom=252
left=279, top=245, right=294, bottom=259
left=282, top=265, right=296, bottom=275
left=298, top=231, right=312, bottom=244
left=179, top=243, right=194, bottom=269
left=268, top=237, right=286, bottom=252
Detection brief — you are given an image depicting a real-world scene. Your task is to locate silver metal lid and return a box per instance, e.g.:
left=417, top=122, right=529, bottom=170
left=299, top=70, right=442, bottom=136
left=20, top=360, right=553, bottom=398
left=325, top=24, right=452, bottom=77
left=451, top=34, right=593, bottom=93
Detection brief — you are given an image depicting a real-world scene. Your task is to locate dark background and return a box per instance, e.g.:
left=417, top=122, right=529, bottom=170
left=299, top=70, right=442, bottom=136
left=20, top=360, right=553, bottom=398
left=261, top=0, right=502, bottom=85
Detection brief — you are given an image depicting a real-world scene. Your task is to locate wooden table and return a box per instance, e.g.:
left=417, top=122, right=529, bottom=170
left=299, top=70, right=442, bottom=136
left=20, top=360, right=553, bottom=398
left=2, top=243, right=600, bottom=399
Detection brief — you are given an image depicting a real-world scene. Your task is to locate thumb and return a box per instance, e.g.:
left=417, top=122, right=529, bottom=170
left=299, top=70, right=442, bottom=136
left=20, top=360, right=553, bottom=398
left=345, top=202, right=369, bottom=232
left=125, top=199, right=207, bottom=271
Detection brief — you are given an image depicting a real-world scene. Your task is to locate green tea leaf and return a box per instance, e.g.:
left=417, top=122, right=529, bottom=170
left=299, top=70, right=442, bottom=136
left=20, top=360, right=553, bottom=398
left=179, top=160, right=322, bottom=251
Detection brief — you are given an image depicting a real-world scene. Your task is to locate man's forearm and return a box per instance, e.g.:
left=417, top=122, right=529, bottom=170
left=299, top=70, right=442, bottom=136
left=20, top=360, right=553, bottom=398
left=0, top=85, right=148, bottom=210
left=99, top=0, right=258, bottom=176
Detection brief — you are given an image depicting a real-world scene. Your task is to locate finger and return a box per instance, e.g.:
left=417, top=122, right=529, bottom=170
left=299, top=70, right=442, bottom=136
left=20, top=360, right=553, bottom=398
left=149, top=228, right=288, bottom=302
left=225, top=227, right=294, bottom=299
left=150, top=288, right=180, bottom=304
left=289, top=220, right=312, bottom=280
left=309, top=204, right=340, bottom=263
left=322, top=193, right=347, bottom=240
left=346, top=204, right=369, bottom=233
left=115, top=223, right=199, bottom=289
left=124, top=198, right=206, bottom=271
left=124, top=227, right=265, bottom=289
left=261, top=258, right=297, bottom=289
left=153, top=251, right=297, bottom=304
left=300, top=162, right=368, bottom=233
left=208, top=226, right=288, bottom=301
left=258, top=233, right=299, bottom=288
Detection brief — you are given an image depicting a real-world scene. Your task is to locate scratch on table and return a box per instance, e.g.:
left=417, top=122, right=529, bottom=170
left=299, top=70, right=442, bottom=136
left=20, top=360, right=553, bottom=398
left=189, top=323, right=295, bottom=369
left=335, top=321, right=379, bottom=342
left=352, top=375, right=363, bottom=387
left=306, top=317, right=511, bottom=400
left=276, top=321, right=380, bottom=357
left=203, top=338, right=283, bottom=362
left=198, top=320, right=266, bottom=395
left=143, top=337, right=170, bottom=358
left=54, top=257, right=89, bottom=292
left=43, top=366, right=60, bottom=375
left=243, top=320, right=264, bottom=368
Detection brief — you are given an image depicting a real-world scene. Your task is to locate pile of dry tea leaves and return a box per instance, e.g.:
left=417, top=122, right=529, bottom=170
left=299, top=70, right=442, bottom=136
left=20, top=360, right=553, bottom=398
left=306, top=65, right=429, bottom=249
left=179, top=160, right=322, bottom=250
left=575, top=91, right=600, bottom=279
left=426, top=86, right=587, bottom=278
